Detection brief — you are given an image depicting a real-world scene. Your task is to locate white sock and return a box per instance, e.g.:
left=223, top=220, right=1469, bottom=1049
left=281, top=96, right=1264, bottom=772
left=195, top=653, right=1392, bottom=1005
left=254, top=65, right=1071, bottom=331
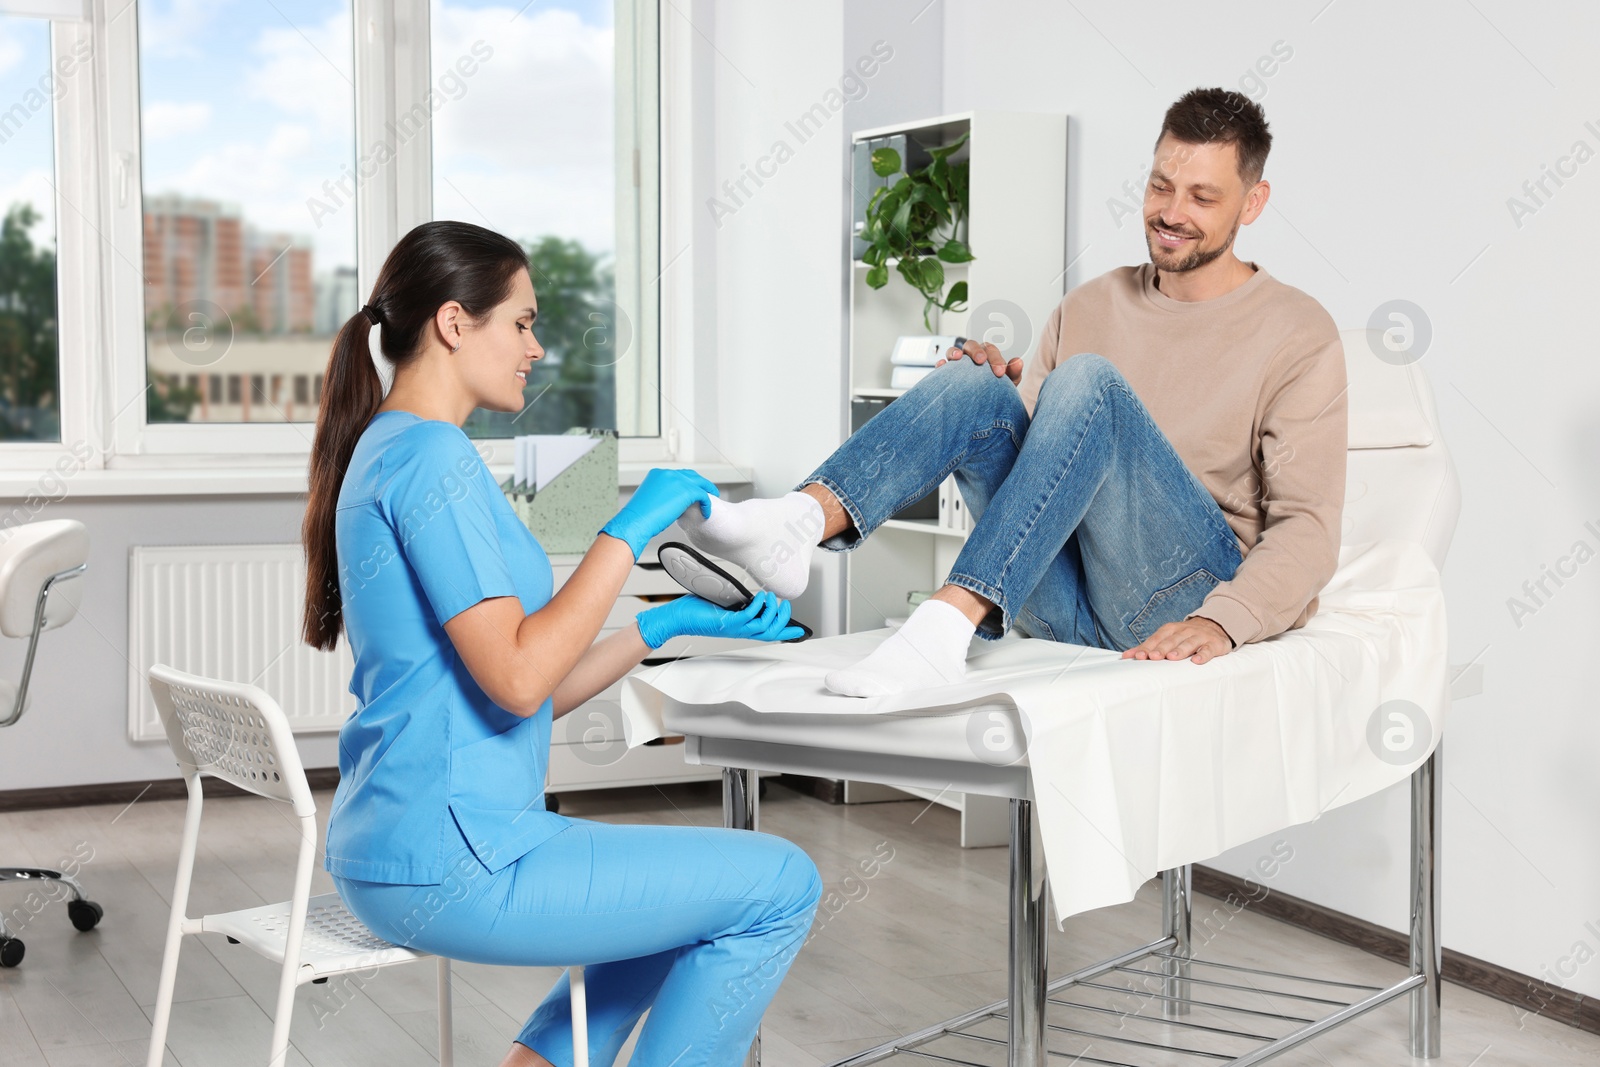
left=677, top=491, right=825, bottom=600
left=825, top=599, right=976, bottom=698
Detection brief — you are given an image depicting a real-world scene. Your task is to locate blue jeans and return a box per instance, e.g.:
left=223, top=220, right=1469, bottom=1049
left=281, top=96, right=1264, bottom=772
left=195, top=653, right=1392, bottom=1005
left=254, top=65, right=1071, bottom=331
left=797, top=353, right=1244, bottom=651
left=334, top=816, right=822, bottom=1067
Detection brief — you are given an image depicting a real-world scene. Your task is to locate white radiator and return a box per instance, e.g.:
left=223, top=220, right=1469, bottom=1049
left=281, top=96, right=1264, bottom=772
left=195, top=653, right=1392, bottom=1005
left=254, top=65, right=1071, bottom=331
left=127, top=544, right=356, bottom=741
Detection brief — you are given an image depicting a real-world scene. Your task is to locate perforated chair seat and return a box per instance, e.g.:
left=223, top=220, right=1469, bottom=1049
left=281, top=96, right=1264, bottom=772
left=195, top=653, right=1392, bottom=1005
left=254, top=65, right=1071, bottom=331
left=202, top=893, right=429, bottom=982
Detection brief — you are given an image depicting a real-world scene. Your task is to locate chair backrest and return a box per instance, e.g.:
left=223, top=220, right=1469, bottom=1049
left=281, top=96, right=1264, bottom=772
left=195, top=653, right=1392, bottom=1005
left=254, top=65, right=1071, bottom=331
left=1341, top=328, right=1461, bottom=570
left=146, top=663, right=316, bottom=818
left=0, top=519, right=89, bottom=637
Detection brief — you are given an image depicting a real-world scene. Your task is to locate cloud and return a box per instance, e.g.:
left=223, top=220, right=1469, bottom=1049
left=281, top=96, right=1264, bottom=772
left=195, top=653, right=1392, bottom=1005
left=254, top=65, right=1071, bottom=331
left=137, top=0, right=222, bottom=60
left=430, top=3, right=615, bottom=250
left=0, top=32, right=24, bottom=79
left=142, top=100, right=212, bottom=140
left=436, top=164, right=615, bottom=258
left=143, top=122, right=356, bottom=266
left=0, top=168, right=57, bottom=248
left=245, top=8, right=354, bottom=141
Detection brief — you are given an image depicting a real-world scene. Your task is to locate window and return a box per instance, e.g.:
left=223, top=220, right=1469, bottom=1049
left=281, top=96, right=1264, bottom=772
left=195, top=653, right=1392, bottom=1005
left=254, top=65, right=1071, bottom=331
left=0, top=14, right=63, bottom=443
left=9, top=0, right=665, bottom=475
left=431, top=0, right=660, bottom=441
left=136, top=0, right=358, bottom=427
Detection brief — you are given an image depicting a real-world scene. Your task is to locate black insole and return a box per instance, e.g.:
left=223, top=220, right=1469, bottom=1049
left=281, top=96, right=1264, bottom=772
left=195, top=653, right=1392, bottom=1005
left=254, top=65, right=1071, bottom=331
left=657, top=541, right=812, bottom=642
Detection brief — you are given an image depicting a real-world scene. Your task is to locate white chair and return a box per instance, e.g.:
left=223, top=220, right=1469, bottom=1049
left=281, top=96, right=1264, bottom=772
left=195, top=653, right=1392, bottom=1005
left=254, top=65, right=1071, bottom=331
left=143, top=663, right=591, bottom=1067
left=0, top=518, right=99, bottom=968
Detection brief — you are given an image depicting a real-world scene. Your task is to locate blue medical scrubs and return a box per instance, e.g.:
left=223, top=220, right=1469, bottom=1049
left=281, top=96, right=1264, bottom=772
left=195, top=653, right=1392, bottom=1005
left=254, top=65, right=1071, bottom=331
left=327, top=411, right=821, bottom=1067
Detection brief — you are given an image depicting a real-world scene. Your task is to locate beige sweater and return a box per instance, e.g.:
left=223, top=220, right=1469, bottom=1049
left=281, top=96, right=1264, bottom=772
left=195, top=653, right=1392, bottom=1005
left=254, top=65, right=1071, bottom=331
left=1016, top=262, right=1347, bottom=648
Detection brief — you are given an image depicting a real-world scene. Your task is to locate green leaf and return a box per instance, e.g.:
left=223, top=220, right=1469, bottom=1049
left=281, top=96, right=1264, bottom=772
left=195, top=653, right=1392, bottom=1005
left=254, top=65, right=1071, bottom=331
left=927, top=131, right=970, bottom=161
left=895, top=256, right=922, bottom=290
left=891, top=198, right=914, bottom=239
left=870, top=147, right=902, bottom=177
left=874, top=188, right=903, bottom=223
left=865, top=264, right=888, bottom=288
left=936, top=239, right=973, bottom=263
left=908, top=182, right=950, bottom=221
left=920, top=257, right=945, bottom=293
left=943, top=279, right=969, bottom=311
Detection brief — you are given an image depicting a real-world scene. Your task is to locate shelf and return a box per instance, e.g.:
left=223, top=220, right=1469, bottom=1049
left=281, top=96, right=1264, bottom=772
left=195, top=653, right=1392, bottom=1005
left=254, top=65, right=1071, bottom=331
left=852, top=110, right=974, bottom=144
left=881, top=518, right=969, bottom=539
left=852, top=387, right=908, bottom=399
left=853, top=257, right=970, bottom=270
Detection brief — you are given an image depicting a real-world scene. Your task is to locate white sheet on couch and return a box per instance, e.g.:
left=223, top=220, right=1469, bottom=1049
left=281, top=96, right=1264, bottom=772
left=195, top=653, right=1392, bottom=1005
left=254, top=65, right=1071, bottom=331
left=620, top=538, right=1449, bottom=924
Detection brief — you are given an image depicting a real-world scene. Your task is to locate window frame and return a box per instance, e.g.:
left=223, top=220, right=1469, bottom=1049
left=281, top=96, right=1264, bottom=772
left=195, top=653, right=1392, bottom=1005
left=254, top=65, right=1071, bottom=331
left=7, top=0, right=675, bottom=478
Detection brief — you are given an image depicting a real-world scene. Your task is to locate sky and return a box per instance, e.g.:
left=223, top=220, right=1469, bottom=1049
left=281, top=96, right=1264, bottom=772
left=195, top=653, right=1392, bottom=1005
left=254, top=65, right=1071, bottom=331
left=0, top=14, right=56, bottom=248
left=0, top=0, right=616, bottom=279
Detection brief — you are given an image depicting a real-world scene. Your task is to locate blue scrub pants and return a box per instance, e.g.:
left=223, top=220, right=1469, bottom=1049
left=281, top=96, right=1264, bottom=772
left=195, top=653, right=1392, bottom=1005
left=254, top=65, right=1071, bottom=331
left=334, top=815, right=822, bottom=1067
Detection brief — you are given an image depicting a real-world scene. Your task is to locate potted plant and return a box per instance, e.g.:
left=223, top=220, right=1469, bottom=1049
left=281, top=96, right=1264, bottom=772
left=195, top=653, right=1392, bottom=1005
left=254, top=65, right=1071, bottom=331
left=860, top=132, right=973, bottom=330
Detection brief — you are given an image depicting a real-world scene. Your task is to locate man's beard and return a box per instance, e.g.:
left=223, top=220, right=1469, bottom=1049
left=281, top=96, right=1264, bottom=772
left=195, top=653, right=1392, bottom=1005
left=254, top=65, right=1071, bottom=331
left=1146, top=216, right=1241, bottom=273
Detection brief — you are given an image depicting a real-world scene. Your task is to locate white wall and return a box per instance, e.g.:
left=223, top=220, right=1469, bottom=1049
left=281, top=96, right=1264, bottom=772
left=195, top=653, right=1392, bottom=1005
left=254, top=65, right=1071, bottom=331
left=0, top=497, right=341, bottom=792
left=703, top=0, right=945, bottom=634
left=933, top=0, right=1600, bottom=1003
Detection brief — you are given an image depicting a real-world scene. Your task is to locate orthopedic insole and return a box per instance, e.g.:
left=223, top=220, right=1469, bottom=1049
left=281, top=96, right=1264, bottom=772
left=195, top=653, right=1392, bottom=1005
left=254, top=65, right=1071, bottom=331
left=656, top=541, right=812, bottom=642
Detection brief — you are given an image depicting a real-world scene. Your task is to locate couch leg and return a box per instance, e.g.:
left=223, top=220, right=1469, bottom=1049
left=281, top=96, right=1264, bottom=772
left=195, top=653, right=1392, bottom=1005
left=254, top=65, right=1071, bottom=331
left=1410, top=747, right=1442, bottom=1059
left=1161, top=864, right=1193, bottom=1017
left=1009, top=798, right=1049, bottom=1067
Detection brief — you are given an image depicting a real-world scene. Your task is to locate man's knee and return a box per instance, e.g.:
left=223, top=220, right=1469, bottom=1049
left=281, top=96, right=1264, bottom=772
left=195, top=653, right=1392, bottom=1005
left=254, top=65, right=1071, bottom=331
left=927, top=355, right=1027, bottom=416
left=1037, top=351, right=1120, bottom=411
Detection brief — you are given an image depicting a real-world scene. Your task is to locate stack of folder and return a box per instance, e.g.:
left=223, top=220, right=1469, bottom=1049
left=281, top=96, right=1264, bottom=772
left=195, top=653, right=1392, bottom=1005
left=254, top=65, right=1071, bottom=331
left=888, top=334, right=964, bottom=390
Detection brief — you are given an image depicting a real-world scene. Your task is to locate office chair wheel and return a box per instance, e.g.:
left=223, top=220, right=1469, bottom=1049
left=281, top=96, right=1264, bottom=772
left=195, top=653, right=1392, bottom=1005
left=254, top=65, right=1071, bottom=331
left=0, top=937, right=23, bottom=967
left=67, top=899, right=103, bottom=932
left=545, top=793, right=561, bottom=813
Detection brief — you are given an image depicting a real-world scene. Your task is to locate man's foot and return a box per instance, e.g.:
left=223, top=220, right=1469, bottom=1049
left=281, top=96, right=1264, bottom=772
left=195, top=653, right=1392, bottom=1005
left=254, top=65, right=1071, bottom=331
left=678, top=491, right=824, bottom=600
left=824, top=599, right=977, bottom=697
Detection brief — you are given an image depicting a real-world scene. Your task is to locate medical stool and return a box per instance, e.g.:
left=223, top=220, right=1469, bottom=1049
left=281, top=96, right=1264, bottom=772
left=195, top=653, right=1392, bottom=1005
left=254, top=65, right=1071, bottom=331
left=142, top=663, right=592, bottom=1067
left=0, top=518, right=99, bottom=968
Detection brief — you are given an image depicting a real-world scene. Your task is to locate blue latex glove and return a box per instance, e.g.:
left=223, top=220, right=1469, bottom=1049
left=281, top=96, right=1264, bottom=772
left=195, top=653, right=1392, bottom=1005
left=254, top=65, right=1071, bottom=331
left=636, top=590, right=806, bottom=650
left=600, top=468, right=721, bottom=560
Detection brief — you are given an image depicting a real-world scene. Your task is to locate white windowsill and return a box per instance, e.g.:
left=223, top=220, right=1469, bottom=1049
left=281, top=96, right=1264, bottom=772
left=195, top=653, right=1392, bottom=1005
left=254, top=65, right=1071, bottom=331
left=0, top=461, right=754, bottom=499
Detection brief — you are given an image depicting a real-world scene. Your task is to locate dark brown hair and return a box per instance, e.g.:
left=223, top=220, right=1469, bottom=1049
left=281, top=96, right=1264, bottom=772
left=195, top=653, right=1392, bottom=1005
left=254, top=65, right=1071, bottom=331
left=301, top=220, right=529, bottom=652
left=1155, top=87, right=1272, bottom=186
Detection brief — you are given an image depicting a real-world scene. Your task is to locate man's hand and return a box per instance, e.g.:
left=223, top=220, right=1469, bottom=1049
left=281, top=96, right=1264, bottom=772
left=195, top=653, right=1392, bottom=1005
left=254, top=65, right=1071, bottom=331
left=1121, top=616, right=1234, bottom=665
left=936, top=338, right=1023, bottom=385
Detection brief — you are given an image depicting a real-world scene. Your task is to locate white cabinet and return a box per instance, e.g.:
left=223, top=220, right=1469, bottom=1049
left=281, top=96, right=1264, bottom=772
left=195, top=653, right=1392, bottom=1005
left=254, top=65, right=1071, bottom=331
left=841, top=110, right=1068, bottom=846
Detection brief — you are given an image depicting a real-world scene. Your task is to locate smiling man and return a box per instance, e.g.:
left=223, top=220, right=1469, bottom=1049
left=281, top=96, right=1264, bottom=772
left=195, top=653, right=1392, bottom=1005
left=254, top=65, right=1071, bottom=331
left=677, top=86, right=1348, bottom=696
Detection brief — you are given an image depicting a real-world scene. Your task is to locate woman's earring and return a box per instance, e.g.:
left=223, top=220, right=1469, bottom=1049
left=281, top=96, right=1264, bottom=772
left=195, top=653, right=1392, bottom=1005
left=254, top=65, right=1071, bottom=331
left=451, top=342, right=461, bottom=353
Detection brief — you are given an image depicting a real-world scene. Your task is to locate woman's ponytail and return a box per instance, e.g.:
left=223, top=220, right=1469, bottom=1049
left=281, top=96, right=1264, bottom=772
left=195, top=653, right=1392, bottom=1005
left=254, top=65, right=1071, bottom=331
left=299, top=221, right=530, bottom=652
left=301, top=307, right=385, bottom=651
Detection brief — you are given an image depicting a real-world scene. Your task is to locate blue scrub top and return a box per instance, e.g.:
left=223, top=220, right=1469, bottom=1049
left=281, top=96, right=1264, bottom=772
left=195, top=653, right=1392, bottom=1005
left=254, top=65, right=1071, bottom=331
left=325, top=410, right=569, bottom=885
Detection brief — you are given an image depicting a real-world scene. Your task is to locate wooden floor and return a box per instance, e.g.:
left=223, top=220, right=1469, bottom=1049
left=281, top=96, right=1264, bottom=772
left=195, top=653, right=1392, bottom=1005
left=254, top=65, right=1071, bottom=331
left=0, top=778, right=1594, bottom=1066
